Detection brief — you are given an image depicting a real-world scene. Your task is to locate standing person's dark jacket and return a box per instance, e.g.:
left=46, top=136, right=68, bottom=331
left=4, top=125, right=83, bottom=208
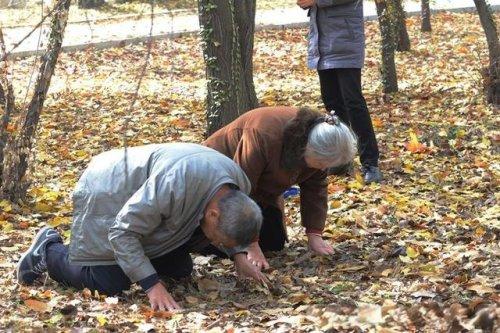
left=203, top=106, right=328, bottom=237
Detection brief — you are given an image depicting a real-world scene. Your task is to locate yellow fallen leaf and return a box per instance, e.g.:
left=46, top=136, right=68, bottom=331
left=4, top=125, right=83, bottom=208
left=406, top=130, right=427, bottom=153
left=348, top=173, right=364, bottom=190
left=96, top=314, right=107, bottom=326
left=35, top=202, right=53, bottom=213
left=406, top=246, right=420, bottom=259
left=0, top=200, right=12, bottom=212
left=48, top=216, right=70, bottom=227
left=355, top=172, right=364, bottom=185
left=330, top=200, right=341, bottom=209
left=372, top=117, right=383, bottom=128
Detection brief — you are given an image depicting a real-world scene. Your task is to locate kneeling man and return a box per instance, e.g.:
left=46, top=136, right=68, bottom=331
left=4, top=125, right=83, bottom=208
left=17, top=143, right=264, bottom=311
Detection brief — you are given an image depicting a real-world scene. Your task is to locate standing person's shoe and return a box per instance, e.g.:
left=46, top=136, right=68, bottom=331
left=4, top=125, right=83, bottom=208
left=327, top=162, right=354, bottom=176
left=16, top=226, right=62, bottom=285
left=362, top=165, right=383, bottom=184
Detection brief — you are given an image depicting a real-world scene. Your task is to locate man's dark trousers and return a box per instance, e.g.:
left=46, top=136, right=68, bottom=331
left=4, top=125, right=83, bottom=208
left=46, top=227, right=209, bottom=295
left=318, top=68, right=380, bottom=167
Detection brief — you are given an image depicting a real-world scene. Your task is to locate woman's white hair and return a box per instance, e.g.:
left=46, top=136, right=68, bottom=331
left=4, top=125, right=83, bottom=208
left=305, top=120, right=358, bottom=167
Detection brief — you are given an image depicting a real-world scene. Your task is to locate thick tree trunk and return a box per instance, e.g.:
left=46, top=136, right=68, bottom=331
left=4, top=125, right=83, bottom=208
left=234, top=1, right=258, bottom=112
left=1, top=0, right=72, bottom=200
left=421, top=0, right=432, bottom=32
left=0, top=28, right=15, bottom=188
left=376, top=0, right=398, bottom=93
left=474, top=0, right=500, bottom=106
left=198, top=0, right=258, bottom=136
left=393, top=0, right=411, bottom=51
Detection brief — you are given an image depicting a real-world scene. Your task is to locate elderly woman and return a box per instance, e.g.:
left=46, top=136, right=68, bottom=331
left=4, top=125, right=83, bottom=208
left=203, top=106, right=357, bottom=268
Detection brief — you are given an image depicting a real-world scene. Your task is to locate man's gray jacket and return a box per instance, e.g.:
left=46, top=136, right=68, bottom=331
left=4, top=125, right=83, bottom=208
left=308, top=0, right=365, bottom=70
left=68, top=143, right=251, bottom=284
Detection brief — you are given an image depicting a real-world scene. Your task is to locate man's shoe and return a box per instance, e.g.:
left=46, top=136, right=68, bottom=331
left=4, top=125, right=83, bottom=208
left=16, top=226, right=62, bottom=285
left=362, top=165, right=383, bottom=184
left=327, top=162, right=354, bottom=176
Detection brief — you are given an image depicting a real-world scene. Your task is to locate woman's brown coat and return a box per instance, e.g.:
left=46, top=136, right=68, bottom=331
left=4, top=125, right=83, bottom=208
left=203, top=106, right=328, bottom=235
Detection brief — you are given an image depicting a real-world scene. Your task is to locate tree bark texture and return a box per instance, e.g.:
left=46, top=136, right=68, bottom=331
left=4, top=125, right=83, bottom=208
left=421, top=0, right=432, bottom=32
left=376, top=0, right=398, bottom=93
left=0, top=27, right=15, bottom=189
left=474, top=0, right=500, bottom=105
left=198, top=0, right=258, bottom=136
left=393, top=0, right=411, bottom=51
left=1, top=0, right=72, bottom=200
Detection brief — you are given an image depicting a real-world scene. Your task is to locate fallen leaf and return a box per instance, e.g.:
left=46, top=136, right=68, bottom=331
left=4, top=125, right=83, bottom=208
left=358, top=303, right=384, bottom=324
left=197, top=278, right=220, bottom=292
left=24, top=299, right=49, bottom=313
left=105, top=296, right=119, bottom=305
left=406, top=130, right=427, bottom=153
left=406, top=246, right=420, bottom=259
left=466, top=284, right=496, bottom=295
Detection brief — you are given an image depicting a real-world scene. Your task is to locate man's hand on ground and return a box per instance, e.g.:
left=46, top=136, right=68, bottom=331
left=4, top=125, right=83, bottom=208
left=307, top=234, right=335, bottom=255
left=234, top=253, right=270, bottom=286
left=146, top=282, right=181, bottom=311
left=246, top=242, right=270, bottom=270
left=297, top=0, right=316, bottom=9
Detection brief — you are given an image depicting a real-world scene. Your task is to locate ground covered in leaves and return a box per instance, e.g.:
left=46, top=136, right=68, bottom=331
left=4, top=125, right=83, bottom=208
left=1, top=12, right=499, bottom=332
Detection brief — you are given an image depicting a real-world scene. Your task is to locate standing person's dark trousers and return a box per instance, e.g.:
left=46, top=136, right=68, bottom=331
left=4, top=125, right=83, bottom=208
left=318, top=68, right=380, bottom=169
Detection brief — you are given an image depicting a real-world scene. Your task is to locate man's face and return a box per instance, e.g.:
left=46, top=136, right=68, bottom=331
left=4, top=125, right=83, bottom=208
left=210, top=227, right=239, bottom=249
left=202, top=208, right=239, bottom=249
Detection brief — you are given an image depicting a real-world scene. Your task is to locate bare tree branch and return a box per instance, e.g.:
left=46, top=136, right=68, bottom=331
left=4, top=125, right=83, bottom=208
left=123, top=0, right=155, bottom=192
left=1, top=0, right=65, bottom=61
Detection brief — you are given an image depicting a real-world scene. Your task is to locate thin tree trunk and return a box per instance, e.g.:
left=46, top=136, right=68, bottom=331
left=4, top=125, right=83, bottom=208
left=1, top=0, right=72, bottom=200
left=393, top=0, right=411, bottom=51
left=421, top=0, right=432, bottom=32
left=198, top=0, right=258, bottom=136
left=0, top=27, right=15, bottom=189
left=474, top=0, right=500, bottom=105
left=376, top=0, right=398, bottom=93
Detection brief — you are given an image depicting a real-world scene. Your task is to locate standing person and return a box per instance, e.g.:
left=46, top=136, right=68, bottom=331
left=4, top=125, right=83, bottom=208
left=204, top=106, right=357, bottom=269
left=17, top=143, right=265, bottom=311
left=297, top=0, right=382, bottom=183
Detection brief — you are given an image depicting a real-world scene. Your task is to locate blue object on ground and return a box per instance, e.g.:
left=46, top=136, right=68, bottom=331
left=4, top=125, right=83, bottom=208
left=283, top=186, right=300, bottom=199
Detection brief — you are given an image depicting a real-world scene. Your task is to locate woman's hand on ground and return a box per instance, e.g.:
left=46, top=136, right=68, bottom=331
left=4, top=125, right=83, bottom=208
left=146, top=282, right=181, bottom=311
left=246, top=242, right=270, bottom=270
left=307, top=234, right=335, bottom=255
left=234, top=253, right=270, bottom=286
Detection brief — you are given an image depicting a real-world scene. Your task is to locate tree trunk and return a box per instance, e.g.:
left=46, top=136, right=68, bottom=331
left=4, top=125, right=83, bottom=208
left=1, top=0, right=72, bottom=200
left=78, top=0, right=104, bottom=9
left=421, top=0, right=432, bottom=32
left=198, top=0, right=258, bottom=136
left=474, top=0, right=500, bottom=106
left=376, top=0, right=398, bottom=93
left=0, top=27, right=16, bottom=188
left=393, top=0, right=411, bottom=51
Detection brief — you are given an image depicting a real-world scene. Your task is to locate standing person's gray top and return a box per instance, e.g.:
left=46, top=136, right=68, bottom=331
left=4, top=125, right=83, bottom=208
left=307, top=0, right=365, bottom=70
left=68, top=143, right=251, bottom=283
